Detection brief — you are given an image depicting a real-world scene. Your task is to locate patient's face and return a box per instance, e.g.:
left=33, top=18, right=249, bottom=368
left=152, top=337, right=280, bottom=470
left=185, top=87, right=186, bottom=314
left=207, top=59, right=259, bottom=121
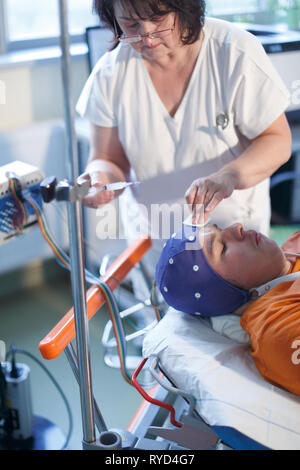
left=201, top=223, right=291, bottom=290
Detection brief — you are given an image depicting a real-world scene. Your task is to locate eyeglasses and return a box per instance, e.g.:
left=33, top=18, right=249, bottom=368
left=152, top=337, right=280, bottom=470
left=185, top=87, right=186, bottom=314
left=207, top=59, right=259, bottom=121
left=114, top=17, right=175, bottom=44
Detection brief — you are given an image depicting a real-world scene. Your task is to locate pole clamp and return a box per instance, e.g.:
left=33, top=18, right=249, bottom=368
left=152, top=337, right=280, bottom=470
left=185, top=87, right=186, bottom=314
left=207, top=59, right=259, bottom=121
left=40, top=176, right=89, bottom=203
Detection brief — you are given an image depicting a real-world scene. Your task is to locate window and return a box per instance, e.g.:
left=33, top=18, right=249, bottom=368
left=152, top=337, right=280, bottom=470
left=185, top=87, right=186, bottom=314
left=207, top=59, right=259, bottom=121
left=1, top=0, right=99, bottom=52
left=207, top=0, right=261, bottom=16
left=0, top=0, right=299, bottom=55
left=206, top=0, right=300, bottom=31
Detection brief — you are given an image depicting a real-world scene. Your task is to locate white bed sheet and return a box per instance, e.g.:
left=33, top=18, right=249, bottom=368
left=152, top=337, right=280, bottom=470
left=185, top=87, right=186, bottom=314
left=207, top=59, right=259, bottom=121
left=142, top=308, right=300, bottom=450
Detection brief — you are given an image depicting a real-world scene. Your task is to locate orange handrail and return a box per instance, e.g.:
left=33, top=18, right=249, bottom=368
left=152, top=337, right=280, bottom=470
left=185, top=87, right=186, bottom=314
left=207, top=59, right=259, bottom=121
left=39, top=235, right=152, bottom=360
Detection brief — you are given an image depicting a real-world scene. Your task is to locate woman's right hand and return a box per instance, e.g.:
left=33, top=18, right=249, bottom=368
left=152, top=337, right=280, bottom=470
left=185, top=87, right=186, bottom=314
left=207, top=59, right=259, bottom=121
left=79, top=125, right=131, bottom=208
left=77, top=170, right=115, bottom=209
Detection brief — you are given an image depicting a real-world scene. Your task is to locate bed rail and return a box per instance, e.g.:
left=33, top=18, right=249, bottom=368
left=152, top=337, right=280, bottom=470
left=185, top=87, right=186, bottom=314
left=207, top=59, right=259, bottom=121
left=39, top=235, right=152, bottom=360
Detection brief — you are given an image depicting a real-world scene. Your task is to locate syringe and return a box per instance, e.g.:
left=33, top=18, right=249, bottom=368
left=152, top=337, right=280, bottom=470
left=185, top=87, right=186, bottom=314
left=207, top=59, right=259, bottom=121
left=100, top=181, right=140, bottom=191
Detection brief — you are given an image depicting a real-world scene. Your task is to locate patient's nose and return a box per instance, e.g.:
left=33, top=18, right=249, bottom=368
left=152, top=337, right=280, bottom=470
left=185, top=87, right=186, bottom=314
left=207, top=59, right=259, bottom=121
left=223, top=223, right=244, bottom=240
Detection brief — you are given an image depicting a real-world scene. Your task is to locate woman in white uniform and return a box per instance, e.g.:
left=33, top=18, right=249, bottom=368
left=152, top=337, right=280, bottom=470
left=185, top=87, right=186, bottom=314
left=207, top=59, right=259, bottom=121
left=76, top=0, right=292, bottom=294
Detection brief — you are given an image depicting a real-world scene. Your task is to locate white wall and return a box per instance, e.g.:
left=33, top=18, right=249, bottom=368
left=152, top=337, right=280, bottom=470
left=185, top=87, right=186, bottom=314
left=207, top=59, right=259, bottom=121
left=0, top=120, right=69, bottom=274
left=0, top=55, right=86, bottom=273
left=0, top=53, right=128, bottom=275
left=0, top=52, right=89, bottom=131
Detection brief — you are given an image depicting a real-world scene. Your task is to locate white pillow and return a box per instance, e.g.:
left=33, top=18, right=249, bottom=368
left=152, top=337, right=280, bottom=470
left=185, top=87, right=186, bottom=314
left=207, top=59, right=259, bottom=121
left=210, top=314, right=250, bottom=344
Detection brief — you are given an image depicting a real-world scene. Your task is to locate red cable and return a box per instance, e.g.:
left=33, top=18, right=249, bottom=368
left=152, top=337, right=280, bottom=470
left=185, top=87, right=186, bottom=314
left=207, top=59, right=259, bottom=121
left=131, top=357, right=183, bottom=428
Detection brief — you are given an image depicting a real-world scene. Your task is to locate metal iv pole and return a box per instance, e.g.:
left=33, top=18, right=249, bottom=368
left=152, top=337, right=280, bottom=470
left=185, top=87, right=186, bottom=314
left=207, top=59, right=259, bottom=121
left=57, top=0, right=121, bottom=450
left=58, top=0, right=96, bottom=447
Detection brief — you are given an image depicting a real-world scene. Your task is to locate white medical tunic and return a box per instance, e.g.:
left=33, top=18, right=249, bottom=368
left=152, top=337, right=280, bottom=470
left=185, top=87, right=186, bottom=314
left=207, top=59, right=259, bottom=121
left=76, top=18, right=290, bottom=287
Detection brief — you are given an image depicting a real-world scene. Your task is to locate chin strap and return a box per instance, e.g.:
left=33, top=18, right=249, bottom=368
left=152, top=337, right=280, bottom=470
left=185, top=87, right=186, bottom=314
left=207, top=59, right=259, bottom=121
left=251, top=251, right=300, bottom=298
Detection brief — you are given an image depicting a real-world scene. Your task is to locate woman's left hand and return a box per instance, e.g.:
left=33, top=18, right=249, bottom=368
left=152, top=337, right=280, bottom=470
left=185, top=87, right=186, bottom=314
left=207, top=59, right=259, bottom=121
left=185, top=169, right=236, bottom=224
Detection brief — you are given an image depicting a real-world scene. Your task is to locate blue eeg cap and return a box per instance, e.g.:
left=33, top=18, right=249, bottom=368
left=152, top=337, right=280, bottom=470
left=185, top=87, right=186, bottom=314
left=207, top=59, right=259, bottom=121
left=155, top=224, right=252, bottom=317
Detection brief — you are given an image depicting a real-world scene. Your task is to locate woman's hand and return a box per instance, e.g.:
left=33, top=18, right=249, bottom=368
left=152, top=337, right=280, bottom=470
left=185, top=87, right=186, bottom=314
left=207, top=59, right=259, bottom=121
left=185, top=169, right=236, bottom=224
left=77, top=170, right=115, bottom=208
left=79, top=125, right=131, bottom=208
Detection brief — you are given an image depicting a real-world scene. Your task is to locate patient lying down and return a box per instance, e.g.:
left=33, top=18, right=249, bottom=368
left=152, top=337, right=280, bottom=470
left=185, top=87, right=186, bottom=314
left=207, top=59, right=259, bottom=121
left=155, top=223, right=300, bottom=397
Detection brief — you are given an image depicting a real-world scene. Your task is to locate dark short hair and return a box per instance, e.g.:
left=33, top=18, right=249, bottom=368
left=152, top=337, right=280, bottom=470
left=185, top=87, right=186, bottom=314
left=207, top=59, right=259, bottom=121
left=93, top=0, right=206, bottom=49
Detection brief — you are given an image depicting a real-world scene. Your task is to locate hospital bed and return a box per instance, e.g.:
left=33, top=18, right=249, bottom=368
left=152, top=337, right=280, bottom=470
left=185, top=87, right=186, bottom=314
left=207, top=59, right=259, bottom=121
left=142, top=309, right=300, bottom=450
left=135, top=175, right=300, bottom=451
left=38, top=226, right=300, bottom=450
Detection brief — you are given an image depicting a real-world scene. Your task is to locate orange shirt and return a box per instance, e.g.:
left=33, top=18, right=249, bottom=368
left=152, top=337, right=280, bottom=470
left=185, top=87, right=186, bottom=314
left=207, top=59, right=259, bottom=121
left=240, top=231, right=300, bottom=396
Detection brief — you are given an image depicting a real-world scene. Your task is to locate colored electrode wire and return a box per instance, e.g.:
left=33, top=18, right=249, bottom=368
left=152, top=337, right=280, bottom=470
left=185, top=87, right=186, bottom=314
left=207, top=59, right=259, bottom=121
left=8, top=178, right=27, bottom=231
left=25, top=191, right=131, bottom=384
left=150, top=281, right=164, bottom=322
left=8, top=176, right=179, bottom=426
left=8, top=176, right=159, bottom=386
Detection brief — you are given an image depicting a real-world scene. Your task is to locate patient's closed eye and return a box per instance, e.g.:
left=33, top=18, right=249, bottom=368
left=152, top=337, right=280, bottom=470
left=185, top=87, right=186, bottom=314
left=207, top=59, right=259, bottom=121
left=215, top=239, right=226, bottom=256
